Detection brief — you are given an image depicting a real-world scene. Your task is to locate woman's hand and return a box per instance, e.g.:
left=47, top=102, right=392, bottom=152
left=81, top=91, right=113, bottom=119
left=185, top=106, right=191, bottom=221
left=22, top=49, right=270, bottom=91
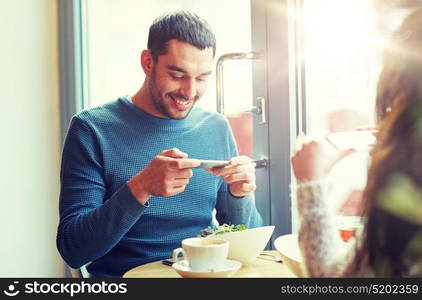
left=291, top=136, right=355, bottom=183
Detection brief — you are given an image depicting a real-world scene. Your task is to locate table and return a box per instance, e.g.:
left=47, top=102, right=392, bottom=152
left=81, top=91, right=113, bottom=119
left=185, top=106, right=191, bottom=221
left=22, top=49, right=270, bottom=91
left=123, top=250, right=296, bottom=278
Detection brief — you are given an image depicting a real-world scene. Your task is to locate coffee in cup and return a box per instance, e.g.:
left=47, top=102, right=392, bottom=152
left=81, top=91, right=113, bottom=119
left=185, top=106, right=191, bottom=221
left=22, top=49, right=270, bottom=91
left=172, top=237, right=229, bottom=271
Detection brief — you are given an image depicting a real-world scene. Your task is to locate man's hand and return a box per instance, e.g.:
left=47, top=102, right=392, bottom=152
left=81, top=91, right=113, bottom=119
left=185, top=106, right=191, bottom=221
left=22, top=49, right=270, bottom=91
left=207, top=156, right=256, bottom=197
left=127, top=148, right=200, bottom=204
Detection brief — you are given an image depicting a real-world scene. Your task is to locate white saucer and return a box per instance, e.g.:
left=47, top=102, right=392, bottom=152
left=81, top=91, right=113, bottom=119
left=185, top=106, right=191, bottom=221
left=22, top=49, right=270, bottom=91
left=172, top=259, right=241, bottom=278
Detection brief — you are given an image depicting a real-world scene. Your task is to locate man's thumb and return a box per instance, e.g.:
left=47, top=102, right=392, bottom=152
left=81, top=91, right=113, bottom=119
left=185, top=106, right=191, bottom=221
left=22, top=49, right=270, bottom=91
left=160, top=148, right=188, bottom=159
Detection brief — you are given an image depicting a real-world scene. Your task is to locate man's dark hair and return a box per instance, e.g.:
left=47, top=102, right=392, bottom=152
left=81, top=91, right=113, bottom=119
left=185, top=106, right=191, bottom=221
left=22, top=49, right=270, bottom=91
left=147, top=10, right=216, bottom=61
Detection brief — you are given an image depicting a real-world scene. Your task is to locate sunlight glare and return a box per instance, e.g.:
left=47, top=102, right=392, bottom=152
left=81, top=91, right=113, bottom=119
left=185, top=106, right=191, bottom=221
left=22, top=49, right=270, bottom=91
left=304, top=0, right=383, bottom=59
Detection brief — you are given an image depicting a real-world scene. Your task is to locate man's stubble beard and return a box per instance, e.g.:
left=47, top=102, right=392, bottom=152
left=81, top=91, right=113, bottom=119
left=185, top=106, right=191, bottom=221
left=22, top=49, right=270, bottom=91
left=148, top=70, right=196, bottom=120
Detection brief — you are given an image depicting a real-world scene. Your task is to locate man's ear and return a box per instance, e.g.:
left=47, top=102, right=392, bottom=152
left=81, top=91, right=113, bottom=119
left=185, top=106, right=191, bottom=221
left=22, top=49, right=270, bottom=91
left=141, top=50, right=154, bottom=76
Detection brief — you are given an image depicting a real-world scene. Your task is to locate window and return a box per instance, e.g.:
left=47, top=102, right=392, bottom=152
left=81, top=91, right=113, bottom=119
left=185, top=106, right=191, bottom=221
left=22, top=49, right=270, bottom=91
left=300, top=0, right=410, bottom=218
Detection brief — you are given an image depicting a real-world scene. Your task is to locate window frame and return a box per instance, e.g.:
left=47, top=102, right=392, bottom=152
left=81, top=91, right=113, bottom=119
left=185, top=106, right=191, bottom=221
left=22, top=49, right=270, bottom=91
left=258, top=0, right=298, bottom=240
left=58, top=0, right=88, bottom=145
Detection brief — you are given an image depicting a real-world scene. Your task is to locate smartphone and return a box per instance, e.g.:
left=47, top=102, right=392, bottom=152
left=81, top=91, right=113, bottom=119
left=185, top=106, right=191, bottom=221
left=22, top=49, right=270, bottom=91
left=325, top=130, right=376, bottom=151
left=195, top=160, right=230, bottom=168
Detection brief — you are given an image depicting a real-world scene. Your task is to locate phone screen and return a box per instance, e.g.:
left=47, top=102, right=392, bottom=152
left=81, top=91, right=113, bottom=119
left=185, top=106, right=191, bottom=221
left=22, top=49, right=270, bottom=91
left=326, top=130, right=376, bottom=151
left=196, top=160, right=230, bottom=168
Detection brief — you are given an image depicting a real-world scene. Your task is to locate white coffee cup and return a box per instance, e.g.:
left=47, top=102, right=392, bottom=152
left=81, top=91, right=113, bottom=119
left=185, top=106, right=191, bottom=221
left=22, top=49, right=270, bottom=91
left=172, top=237, right=229, bottom=271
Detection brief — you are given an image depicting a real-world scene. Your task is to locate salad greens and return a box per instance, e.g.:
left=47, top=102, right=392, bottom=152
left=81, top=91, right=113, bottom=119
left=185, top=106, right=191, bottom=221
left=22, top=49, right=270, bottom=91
left=199, top=224, right=248, bottom=237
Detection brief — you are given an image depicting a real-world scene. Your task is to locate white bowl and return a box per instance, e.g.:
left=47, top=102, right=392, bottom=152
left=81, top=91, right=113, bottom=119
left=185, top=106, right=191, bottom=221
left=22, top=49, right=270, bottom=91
left=274, top=233, right=306, bottom=277
left=207, top=226, right=275, bottom=266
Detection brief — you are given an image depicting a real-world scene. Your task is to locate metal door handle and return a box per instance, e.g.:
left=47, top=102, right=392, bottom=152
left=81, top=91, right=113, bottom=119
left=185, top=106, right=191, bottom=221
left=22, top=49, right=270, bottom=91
left=216, top=52, right=262, bottom=115
left=254, top=158, right=268, bottom=168
left=216, top=52, right=268, bottom=169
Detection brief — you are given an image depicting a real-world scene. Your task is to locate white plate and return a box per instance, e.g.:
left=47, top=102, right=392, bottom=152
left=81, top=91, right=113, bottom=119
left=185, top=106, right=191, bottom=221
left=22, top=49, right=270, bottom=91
left=172, top=259, right=241, bottom=278
left=274, top=234, right=304, bottom=277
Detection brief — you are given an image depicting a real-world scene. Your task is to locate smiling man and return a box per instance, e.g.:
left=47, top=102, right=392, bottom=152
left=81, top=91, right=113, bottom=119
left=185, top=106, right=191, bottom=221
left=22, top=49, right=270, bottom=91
left=138, top=38, right=213, bottom=120
left=57, top=11, right=262, bottom=278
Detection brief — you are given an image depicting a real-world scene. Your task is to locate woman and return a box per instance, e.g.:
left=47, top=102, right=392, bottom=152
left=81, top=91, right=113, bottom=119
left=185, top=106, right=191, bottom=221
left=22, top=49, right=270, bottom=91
left=291, top=8, right=422, bottom=277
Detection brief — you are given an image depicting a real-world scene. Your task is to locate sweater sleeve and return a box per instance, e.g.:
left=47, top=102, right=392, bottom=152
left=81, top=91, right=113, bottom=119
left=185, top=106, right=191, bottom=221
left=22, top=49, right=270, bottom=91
left=214, top=118, right=262, bottom=228
left=296, top=180, right=357, bottom=277
left=215, top=188, right=263, bottom=228
left=56, top=116, right=148, bottom=268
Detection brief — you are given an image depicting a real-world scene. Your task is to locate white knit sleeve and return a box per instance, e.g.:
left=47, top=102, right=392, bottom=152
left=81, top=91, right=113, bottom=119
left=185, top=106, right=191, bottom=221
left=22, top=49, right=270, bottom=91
left=296, top=180, right=357, bottom=277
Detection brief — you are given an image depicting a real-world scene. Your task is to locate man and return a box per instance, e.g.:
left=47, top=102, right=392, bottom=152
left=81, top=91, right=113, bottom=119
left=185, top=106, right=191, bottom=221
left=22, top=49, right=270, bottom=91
left=57, top=10, right=262, bottom=278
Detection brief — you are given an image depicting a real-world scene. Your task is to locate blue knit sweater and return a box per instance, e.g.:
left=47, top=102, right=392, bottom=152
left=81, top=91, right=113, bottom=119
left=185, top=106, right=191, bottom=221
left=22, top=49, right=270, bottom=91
left=57, top=97, right=262, bottom=277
